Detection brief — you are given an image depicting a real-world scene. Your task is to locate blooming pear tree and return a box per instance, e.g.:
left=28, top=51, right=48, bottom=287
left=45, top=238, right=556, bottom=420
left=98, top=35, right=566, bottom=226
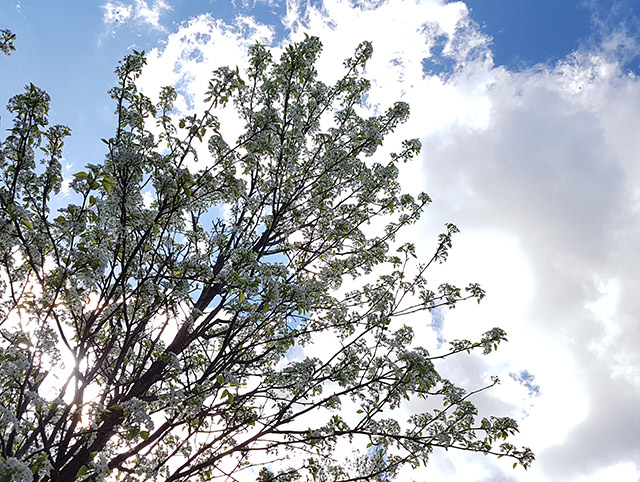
left=0, top=37, right=533, bottom=481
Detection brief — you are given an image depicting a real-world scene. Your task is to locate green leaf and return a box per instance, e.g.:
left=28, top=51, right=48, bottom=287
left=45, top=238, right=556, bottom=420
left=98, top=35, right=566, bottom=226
left=76, top=466, right=89, bottom=478
left=101, top=174, right=116, bottom=194
left=221, top=389, right=234, bottom=404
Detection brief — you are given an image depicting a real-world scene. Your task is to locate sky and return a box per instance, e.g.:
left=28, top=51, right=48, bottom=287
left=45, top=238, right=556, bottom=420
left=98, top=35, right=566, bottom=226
left=2, top=0, right=640, bottom=481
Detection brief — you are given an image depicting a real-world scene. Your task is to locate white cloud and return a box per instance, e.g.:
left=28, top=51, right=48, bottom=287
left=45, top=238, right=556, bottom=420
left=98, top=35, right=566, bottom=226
left=420, top=35, right=640, bottom=480
left=572, top=461, right=640, bottom=482
left=101, top=0, right=171, bottom=31
left=133, top=0, right=172, bottom=30
left=134, top=0, right=640, bottom=480
left=102, top=1, right=133, bottom=25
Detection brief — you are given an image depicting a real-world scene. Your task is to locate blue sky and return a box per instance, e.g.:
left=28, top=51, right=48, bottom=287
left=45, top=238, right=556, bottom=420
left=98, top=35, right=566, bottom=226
left=3, top=1, right=640, bottom=481
left=466, top=0, right=593, bottom=67
left=3, top=0, right=637, bottom=161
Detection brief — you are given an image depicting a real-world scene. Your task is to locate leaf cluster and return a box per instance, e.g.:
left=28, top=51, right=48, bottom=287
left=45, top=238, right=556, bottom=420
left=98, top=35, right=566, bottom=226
left=0, top=29, right=16, bottom=57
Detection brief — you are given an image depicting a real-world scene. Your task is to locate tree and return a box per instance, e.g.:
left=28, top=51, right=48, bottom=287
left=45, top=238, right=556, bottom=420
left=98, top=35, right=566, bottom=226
left=0, top=37, right=533, bottom=481
left=0, top=29, right=16, bottom=56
